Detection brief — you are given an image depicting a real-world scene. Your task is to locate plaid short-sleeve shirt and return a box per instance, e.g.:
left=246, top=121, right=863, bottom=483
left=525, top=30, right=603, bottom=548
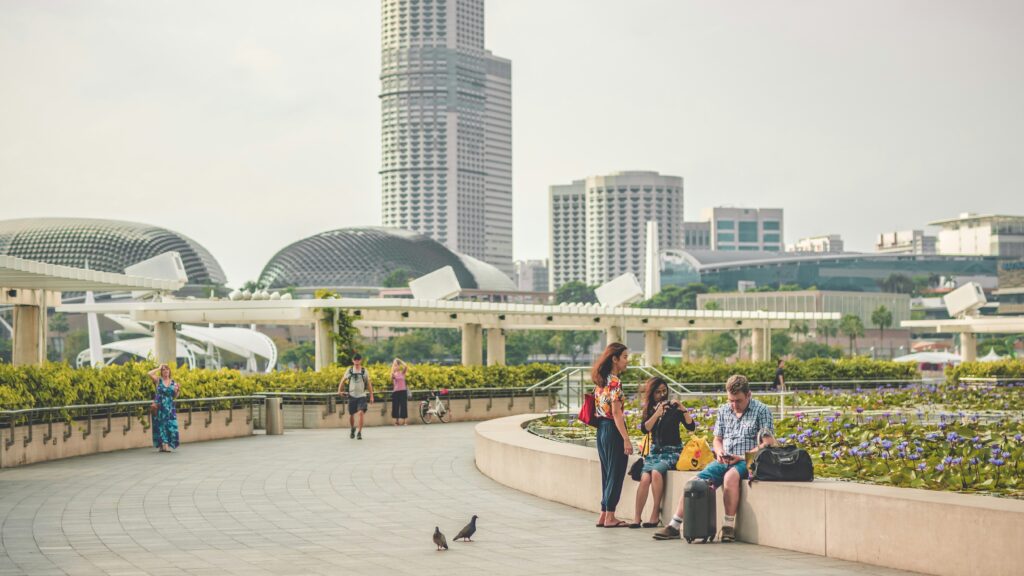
left=712, top=398, right=774, bottom=456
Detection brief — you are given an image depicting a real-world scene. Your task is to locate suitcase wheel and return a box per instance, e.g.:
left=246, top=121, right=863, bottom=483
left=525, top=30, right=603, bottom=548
left=702, top=536, right=710, bottom=543
left=685, top=537, right=694, bottom=543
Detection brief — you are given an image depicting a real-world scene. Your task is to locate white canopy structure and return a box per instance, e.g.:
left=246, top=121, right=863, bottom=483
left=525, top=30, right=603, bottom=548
left=979, top=348, right=1003, bottom=362
left=893, top=351, right=961, bottom=364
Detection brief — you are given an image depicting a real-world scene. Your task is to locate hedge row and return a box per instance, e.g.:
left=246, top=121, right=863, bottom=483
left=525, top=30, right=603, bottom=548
left=946, top=360, right=1024, bottom=383
left=654, top=357, right=918, bottom=384
left=1, top=359, right=926, bottom=410
left=0, top=362, right=562, bottom=410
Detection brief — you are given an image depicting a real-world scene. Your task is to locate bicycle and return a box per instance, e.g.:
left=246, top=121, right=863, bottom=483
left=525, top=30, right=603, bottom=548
left=419, top=389, right=451, bottom=424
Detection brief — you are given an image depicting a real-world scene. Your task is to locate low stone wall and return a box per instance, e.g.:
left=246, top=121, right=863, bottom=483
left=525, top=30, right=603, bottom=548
left=255, top=394, right=556, bottom=430
left=1, top=408, right=254, bottom=469
left=475, top=414, right=1024, bottom=576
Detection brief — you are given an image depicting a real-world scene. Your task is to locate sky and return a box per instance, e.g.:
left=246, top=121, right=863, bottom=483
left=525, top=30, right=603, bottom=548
left=2, top=0, right=1023, bottom=287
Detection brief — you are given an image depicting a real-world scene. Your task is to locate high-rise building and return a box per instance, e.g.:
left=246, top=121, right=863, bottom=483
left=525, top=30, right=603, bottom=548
left=875, top=230, right=936, bottom=255
left=703, top=207, right=784, bottom=252
left=380, top=0, right=513, bottom=277
left=792, top=234, right=844, bottom=253
left=549, top=171, right=684, bottom=290
left=930, top=213, right=1024, bottom=258
left=514, top=259, right=549, bottom=293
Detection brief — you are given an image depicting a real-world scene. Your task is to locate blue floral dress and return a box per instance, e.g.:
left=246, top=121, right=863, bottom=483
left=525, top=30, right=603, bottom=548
left=152, top=380, right=180, bottom=449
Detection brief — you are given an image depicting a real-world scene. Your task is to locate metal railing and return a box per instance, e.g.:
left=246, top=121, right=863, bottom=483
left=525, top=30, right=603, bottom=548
left=1, top=396, right=263, bottom=451
left=958, top=377, right=1024, bottom=388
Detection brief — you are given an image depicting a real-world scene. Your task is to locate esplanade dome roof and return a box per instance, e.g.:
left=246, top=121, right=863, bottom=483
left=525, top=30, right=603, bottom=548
left=0, top=218, right=226, bottom=288
left=258, top=227, right=516, bottom=291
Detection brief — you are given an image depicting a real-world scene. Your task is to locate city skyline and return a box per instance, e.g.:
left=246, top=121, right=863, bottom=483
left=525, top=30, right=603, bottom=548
left=2, top=1, right=1023, bottom=286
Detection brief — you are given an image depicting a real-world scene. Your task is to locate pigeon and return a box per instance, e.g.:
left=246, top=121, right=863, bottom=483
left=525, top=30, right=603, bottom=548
left=433, top=526, right=448, bottom=551
left=453, top=515, right=478, bottom=542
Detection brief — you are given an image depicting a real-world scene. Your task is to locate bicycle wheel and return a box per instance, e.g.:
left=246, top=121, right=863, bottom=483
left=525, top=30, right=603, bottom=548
left=419, top=401, right=433, bottom=424
left=438, top=399, right=452, bottom=423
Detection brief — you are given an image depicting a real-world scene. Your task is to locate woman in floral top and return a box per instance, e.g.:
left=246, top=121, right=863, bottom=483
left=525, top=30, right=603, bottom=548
left=591, top=342, right=633, bottom=527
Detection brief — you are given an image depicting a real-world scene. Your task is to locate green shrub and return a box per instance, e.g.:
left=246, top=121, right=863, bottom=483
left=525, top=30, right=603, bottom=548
left=0, top=362, right=562, bottom=409
left=947, top=360, right=1024, bottom=384
left=655, top=358, right=916, bottom=384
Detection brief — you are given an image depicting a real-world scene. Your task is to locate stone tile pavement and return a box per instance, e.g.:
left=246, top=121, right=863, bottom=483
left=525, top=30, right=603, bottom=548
left=0, top=423, right=921, bottom=576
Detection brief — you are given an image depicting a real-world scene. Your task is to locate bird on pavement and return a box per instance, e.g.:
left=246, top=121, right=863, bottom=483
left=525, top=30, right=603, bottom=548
left=453, top=515, right=478, bottom=542
left=433, top=526, right=448, bottom=550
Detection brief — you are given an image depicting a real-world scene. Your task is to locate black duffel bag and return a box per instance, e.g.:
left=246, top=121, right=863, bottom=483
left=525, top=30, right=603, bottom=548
left=748, top=445, right=814, bottom=485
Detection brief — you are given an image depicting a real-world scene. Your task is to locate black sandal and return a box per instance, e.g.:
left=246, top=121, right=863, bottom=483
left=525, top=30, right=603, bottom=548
left=628, top=523, right=642, bottom=529
left=642, top=521, right=660, bottom=528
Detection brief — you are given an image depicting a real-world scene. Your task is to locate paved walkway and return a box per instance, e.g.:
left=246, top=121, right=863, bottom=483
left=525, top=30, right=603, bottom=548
left=0, top=423, right=919, bottom=576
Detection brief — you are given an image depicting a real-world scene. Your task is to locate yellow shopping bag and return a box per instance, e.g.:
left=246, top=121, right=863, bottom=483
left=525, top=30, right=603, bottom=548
left=638, top=433, right=652, bottom=457
left=676, top=436, right=714, bottom=471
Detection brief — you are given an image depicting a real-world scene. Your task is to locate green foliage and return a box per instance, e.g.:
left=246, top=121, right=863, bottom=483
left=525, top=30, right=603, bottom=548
left=635, top=283, right=709, bottom=309
left=871, top=305, right=893, bottom=344
left=656, top=357, right=917, bottom=384
left=0, top=362, right=563, bottom=409
left=771, top=331, right=793, bottom=357
left=555, top=281, right=597, bottom=304
left=818, top=319, right=839, bottom=346
left=947, top=360, right=1024, bottom=383
left=840, top=314, right=865, bottom=355
left=382, top=269, right=414, bottom=288
left=792, top=341, right=842, bottom=360
left=313, top=289, right=360, bottom=366
left=878, top=273, right=916, bottom=295
left=279, top=341, right=315, bottom=370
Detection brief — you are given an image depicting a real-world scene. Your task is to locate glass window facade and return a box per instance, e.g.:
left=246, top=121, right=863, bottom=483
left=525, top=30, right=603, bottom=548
left=763, top=233, right=780, bottom=243
left=763, top=221, right=780, bottom=231
left=717, top=233, right=735, bottom=243
left=738, top=222, right=758, bottom=243
left=717, top=220, right=735, bottom=230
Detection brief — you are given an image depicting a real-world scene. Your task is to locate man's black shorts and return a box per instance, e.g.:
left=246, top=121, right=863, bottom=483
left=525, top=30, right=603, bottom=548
left=348, top=396, right=368, bottom=413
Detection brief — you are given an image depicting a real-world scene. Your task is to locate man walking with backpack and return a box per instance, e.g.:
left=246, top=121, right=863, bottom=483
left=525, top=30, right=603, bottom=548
left=339, top=354, right=374, bottom=440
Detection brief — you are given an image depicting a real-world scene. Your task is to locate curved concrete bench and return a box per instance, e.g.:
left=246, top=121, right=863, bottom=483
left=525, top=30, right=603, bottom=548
left=475, top=414, right=1024, bottom=576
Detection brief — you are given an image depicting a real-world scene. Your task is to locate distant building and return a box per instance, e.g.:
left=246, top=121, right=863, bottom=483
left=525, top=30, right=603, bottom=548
left=697, top=289, right=911, bottom=328
left=683, top=221, right=711, bottom=249
left=380, top=0, right=513, bottom=277
left=930, top=213, right=1024, bottom=258
left=702, top=207, right=784, bottom=252
left=791, top=234, right=844, bottom=254
left=514, top=259, right=549, bottom=293
left=876, top=230, right=936, bottom=255
left=549, top=171, right=684, bottom=290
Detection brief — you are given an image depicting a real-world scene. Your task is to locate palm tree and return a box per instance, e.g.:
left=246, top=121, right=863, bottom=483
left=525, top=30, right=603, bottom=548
left=790, top=321, right=810, bottom=343
left=871, top=305, right=893, bottom=355
left=839, top=314, right=865, bottom=356
left=818, top=320, right=839, bottom=347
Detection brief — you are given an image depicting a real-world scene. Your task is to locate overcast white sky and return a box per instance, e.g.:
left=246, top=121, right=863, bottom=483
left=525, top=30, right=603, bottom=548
left=2, top=0, right=1023, bottom=287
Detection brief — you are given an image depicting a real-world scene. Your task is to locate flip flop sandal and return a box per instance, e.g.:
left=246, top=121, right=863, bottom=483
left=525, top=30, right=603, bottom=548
left=628, top=523, right=642, bottom=529
left=603, top=521, right=629, bottom=528
left=642, top=522, right=660, bottom=528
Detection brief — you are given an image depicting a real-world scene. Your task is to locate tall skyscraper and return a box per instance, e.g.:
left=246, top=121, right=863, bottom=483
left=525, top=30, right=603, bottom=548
left=380, top=0, right=513, bottom=277
left=548, top=171, right=684, bottom=290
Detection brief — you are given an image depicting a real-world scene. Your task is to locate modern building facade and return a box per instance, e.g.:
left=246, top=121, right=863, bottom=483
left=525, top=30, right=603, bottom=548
left=791, top=234, right=844, bottom=253
left=683, top=221, right=711, bottom=249
left=548, top=171, right=684, bottom=290
left=0, top=218, right=226, bottom=295
left=380, top=0, right=513, bottom=276
left=514, top=259, right=549, bottom=293
left=876, top=230, right=937, bottom=255
left=659, top=249, right=1000, bottom=293
left=703, top=207, right=784, bottom=252
left=258, top=227, right=515, bottom=297
left=931, top=213, right=1024, bottom=258
left=697, top=290, right=911, bottom=328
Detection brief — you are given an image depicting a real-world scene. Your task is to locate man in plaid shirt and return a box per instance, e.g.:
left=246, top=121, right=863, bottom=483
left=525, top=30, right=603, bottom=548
left=655, top=374, right=775, bottom=542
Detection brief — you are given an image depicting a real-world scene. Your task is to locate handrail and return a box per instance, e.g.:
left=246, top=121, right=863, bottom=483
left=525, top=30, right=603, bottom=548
left=0, top=395, right=264, bottom=418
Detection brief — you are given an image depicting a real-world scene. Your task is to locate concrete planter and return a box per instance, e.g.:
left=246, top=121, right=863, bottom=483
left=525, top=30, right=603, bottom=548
left=475, top=414, right=1024, bottom=576
left=1, top=408, right=254, bottom=469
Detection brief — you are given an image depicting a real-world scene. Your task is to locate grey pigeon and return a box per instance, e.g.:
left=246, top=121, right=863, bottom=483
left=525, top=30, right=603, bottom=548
left=453, top=515, right=478, bottom=542
left=433, top=526, right=448, bottom=550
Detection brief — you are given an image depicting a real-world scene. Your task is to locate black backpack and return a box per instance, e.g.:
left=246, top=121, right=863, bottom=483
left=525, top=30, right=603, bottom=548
left=749, top=445, right=814, bottom=485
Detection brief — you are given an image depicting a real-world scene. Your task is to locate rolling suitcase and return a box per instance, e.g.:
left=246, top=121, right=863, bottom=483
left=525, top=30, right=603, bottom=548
left=682, top=478, right=716, bottom=543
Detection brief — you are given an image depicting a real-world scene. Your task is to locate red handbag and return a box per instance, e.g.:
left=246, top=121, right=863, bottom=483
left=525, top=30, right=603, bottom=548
left=579, top=392, right=597, bottom=427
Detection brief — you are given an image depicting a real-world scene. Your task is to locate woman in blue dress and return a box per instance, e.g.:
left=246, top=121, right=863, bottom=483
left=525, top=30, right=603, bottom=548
left=148, top=363, right=180, bottom=452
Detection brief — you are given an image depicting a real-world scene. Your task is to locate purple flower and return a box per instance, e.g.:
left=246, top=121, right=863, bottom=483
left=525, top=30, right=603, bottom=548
left=826, top=416, right=836, bottom=424
left=831, top=451, right=841, bottom=460
left=970, top=457, right=980, bottom=466
left=881, top=440, right=893, bottom=450
left=908, top=453, right=920, bottom=461
left=917, top=463, right=927, bottom=472
left=1014, top=434, right=1022, bottom=443
left=820, top=451, right=828, bottom=459
left=935, top=463, right=945, bottom=472
left=946, top=432, right=960, bottom=443
left=856, top=407, right=864, bottom=414
left=951, top=457, right=963, bottom=466
left=990, top=458, right=1006, bottom=467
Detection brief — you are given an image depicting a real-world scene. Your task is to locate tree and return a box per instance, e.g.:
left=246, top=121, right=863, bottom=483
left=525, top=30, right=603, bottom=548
left=871, top=305, right=893, bottom=353
left=382, top=269, right=414, bottom=288
left=392, top=332, right=445, bottom=363
left=314, top=289, right=361, bottom=365
left=551, top=331, right=599, bottom=364
left=839, top=314, right=865, bottom=356
left=49, top=312, right=70, bottom=362
left=878, top=273, right=915, bottom=294
left=693, top=332, right=737, bottom=359
left=792, top=341, right=841, bottom=360
left=818, top=320, right=839, bottom=346
left=771, top=331, right=793, bottom=357
left=789, top=321, right=809, bottom=343
left=279, top=341, right=316, bottom=370
left=703, top=300, right=721, bottom=311
left=636, top=283, right=709, bottom=310
left=241, top=279, right=266, bottom=292
left=555, top=281, right=598, bottom=304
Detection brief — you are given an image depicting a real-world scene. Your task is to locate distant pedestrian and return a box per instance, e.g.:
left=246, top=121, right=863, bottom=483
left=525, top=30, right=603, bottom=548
left=591, top=342, right=633, bottom=528
left=147, top=363, right=180, bottom=453
left=339, top=353, right=374, bottom=440
left=774, top=359, right=786, bottom=391
left=391, top=358, right=410, bottom=426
